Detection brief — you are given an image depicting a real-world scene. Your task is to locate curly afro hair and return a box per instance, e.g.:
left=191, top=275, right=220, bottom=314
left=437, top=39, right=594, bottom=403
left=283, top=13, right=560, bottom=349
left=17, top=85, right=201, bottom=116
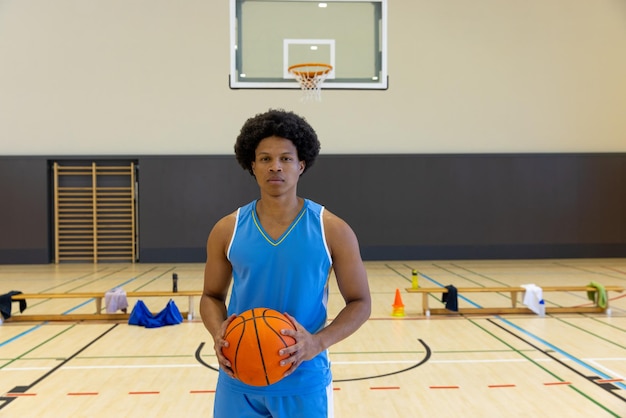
left=234, top=109, right=320, bottom=176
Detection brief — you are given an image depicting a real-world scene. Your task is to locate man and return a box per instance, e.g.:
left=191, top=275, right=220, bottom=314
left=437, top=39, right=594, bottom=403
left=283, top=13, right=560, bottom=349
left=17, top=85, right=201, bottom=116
left=200, top=109, right=371, bottom=417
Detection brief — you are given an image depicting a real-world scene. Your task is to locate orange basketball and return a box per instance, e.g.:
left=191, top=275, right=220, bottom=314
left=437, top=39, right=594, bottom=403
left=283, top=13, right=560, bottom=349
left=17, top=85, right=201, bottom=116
left=222, top=307, right=296, bottom=386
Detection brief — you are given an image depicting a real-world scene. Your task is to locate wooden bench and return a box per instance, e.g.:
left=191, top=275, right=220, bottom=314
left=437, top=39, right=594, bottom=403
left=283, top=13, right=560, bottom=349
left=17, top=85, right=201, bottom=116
left=405, top=285, right=624, bottom=316
left=7, top=290, right=204, bottom=322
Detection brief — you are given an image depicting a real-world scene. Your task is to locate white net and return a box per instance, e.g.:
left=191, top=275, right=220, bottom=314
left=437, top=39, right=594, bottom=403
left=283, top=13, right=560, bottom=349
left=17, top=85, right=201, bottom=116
left=288, top=64, right=332, bottom=102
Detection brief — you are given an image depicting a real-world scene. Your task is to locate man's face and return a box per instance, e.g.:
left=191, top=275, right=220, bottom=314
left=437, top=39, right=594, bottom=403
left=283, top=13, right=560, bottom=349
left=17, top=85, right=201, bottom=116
left=251, top=136, right=305, bottom=196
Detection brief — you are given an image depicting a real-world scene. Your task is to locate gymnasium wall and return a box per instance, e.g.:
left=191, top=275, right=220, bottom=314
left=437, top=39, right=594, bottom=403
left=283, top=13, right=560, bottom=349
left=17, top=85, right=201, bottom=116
left=1, top=1, right=625, bottom=263
left=1, top=153, right=624, bottom=264
left=1, top=1, right=625, bottom=155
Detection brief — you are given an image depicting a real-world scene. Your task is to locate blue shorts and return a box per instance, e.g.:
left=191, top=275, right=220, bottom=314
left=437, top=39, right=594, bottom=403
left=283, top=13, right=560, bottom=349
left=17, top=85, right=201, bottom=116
left=213, top=382, right=334, bottom=418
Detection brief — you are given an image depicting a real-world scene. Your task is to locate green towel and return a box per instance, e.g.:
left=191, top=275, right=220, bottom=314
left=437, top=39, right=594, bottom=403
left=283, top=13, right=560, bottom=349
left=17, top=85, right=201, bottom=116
left=587, top=281, right=607, bottom=309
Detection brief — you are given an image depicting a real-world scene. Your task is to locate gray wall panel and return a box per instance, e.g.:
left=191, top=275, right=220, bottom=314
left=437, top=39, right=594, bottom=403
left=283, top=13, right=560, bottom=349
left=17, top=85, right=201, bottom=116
left=300, top=154, right=626, bottom=258
left=0, top=158, right=50, bottom=263
left=1, top=154, right=624, bottom=264
left=137, top=156, right=258, bottom=262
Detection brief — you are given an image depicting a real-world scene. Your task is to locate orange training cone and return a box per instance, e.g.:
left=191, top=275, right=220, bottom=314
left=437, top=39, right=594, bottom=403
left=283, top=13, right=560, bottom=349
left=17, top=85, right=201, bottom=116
left=391, top=288, right=405, bottom=317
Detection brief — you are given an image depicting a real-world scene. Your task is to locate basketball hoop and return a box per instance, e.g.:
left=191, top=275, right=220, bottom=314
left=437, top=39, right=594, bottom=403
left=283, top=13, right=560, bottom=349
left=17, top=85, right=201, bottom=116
left=288, top=63, right=333, bottom=102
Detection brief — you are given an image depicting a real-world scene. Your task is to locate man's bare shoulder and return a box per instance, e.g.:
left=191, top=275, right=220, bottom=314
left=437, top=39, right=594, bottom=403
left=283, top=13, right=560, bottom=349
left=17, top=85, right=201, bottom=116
left=322, top=208, right=355, bottom=238
left=321, top=208, right=363, bottom=265
left=210, top=210, right=238, bottom=241
left=322, top=208, right=347, bottom=225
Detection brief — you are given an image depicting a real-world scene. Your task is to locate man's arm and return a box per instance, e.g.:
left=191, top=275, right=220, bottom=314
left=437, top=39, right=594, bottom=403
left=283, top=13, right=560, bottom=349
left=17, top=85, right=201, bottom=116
left=199, top=213, right=236, bottom=375
left=315, top=210, right=371, bottom=350
left=281, top=210, right=371, bottom=373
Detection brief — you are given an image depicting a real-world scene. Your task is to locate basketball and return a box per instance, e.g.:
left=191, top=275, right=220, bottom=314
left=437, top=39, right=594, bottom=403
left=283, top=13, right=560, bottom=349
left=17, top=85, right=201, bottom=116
left=222, top=307, right=296, bottom=386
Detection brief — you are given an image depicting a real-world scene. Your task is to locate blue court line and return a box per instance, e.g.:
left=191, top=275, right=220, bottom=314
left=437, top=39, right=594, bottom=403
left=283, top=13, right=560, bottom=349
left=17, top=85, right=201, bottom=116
left=0, top=275, right=142, bottom=347
left=498, top=316, right=626, bottom=390
left=0, top=325, right=43, bottom=348
left=61, top=276, right=139, bottom=315
left=419, top=272, right=626, bottom=391
left=420, top=272, right=482, bottom=308
left=62, top=299, right=95, bottom=315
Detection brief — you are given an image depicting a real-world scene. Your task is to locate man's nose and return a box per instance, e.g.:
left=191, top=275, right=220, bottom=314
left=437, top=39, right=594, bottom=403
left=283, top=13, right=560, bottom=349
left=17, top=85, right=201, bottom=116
left=269, top=160, right=282, bottom=171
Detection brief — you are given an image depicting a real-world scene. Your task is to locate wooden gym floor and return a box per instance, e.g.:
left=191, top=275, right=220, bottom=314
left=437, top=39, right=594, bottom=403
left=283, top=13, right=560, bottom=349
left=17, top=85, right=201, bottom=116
left=1, top=259, right=625, bottom=417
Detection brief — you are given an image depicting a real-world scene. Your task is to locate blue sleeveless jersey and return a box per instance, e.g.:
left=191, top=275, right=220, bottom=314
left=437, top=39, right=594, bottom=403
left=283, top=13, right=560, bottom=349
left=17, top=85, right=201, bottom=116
left=220, top=198, right=333, bottom=395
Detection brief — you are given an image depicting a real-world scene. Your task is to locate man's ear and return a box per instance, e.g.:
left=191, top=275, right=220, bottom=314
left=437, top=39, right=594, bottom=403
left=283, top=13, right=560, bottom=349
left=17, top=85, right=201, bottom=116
left=299, top=160, right=306, bottom=174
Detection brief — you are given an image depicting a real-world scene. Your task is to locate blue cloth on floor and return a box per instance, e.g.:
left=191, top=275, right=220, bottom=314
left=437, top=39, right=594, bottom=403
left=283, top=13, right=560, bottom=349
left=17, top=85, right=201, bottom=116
left=128, top=299, right=183, bottom=328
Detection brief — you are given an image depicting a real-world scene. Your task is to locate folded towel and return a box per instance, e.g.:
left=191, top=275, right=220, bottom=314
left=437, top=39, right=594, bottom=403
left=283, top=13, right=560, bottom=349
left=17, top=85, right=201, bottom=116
left=522, top=284, right=543, bottom=315
left=105, top=287, right=128, bottom=313
left=587, top=281, right=607, bottom=309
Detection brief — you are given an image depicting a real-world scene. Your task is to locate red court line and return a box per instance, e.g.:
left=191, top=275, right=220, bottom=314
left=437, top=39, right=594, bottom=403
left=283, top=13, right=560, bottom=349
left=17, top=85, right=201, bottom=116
left=128, top=391, right=160, bottom=395
left=6, top=393, right=36, bottom=397
left=369, top=317, right=425, bottom=321
left=189, top=390, right=215, bottom=394
left=67, top=392, right=98, bottom=396
left=370, top=386, right=400, bottom=390
left=429, top=385, right=459, bottom=389
left=488, top=384, right=516, bottom=388
left=596, top=378, right=624, bottom=383
left=544, top=382, right=571, bottom=386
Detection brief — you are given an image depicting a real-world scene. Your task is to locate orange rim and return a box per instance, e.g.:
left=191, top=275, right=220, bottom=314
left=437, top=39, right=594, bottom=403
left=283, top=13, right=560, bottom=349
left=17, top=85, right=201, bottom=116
left=288, top=63, right=333, bottom=78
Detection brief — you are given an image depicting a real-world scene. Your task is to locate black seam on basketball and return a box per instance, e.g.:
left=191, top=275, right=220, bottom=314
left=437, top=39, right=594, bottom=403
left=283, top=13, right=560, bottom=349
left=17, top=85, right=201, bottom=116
left=232, top=319, right=246, bottom=379
left=263, top=318, right=292, bottom=347
left=260, top=309, right=294, bottom=346
left=260, top=308, right=292, bottom=323
left=253, top=309, right=271, bottom=385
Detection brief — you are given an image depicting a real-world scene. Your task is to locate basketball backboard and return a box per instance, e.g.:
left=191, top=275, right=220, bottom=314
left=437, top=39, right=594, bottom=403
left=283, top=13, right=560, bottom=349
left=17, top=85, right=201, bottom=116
left=229, top=0, right=387, bottom=90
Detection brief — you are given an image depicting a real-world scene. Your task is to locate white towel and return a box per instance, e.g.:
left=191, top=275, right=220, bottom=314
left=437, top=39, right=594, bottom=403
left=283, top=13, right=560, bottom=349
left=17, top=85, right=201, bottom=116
left=521, top=284, right=543, bottom=315
left=105, top=288, right=128, bottom=313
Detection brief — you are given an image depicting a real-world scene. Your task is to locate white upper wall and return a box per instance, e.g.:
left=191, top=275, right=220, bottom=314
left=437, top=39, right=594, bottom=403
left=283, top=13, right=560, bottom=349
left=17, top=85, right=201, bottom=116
left=0, top=0, right=625, bottom=155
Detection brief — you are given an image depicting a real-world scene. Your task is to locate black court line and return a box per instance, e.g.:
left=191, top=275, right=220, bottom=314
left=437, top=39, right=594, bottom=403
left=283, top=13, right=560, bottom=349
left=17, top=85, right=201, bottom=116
left=488, top=318, right=626, bottom=403
left=0, top=324, right=119, bottom=411
left=195, top=342, right=220, bottom=372
left=195, top=338, right=432, bottom=383
left=333, top=338, right=431, bottom=382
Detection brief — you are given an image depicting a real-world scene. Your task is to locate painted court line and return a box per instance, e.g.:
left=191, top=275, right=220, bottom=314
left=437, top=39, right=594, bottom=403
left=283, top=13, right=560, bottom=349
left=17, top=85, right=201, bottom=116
left=500, top=319, right=626, bottom=391
left=0, top=272, right=153, bottom=349
left=586, top=359, right=626, bottom=383
left=0, top=324, right=43, bottom=348
left=419, top=271, right=626, bottom=392
left=595, top=379, right=624, bottom=384
left=4, top=356, right=623, bottom=373
left=0, top=364, right=204, bottom=371
left=61, top=276, right=148, bottom=315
